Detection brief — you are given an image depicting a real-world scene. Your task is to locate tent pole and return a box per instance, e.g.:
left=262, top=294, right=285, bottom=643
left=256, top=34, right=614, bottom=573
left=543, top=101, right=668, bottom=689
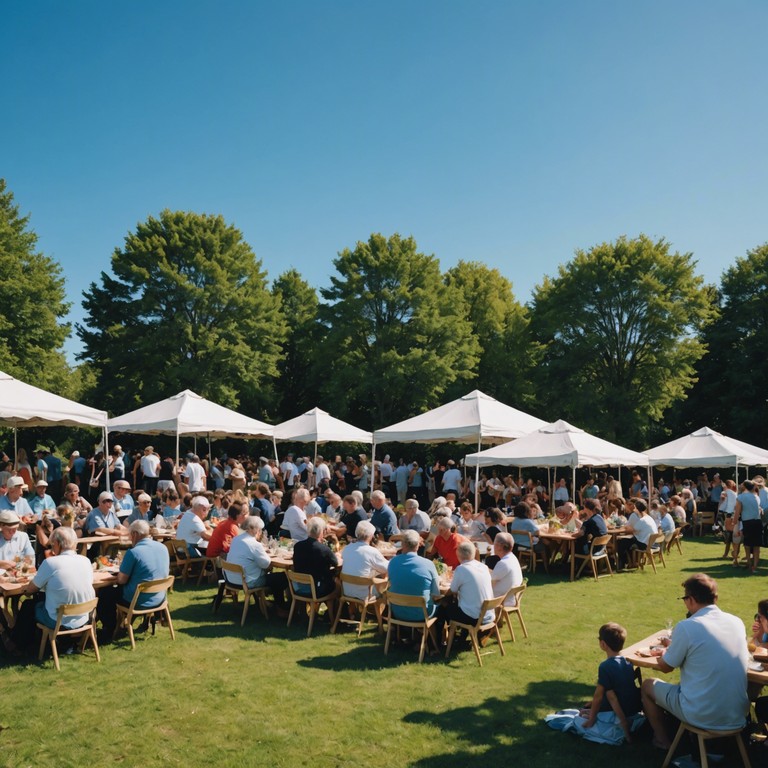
left=207, top=433, right=211, bottom=463
left=104, top=428, right=111, bottom=492
left=272, top=437, right=278, bottom=462
left=175, top=432, right=180, bottom=467
left=571, top=466, right=576, bottom=508
left=370, top=440, right=376, bottom=495
left=13, top=427, right=17, bottom=470
left=474, top=436, right=481, bottom=516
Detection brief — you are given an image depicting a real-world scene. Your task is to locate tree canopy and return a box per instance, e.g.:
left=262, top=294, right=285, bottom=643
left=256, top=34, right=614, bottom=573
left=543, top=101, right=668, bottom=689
left=530, top=235, right=715, bottom=446
left=0, top=179, right=71, bottom=394
left=318, top=233, right=479, bottom=430
left=77, top=210, right=284, bottom=417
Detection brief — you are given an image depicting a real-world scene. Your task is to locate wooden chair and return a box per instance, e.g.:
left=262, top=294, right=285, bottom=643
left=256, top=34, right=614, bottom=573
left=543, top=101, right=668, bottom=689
left=331, top=573, right=386, bottom=637
left=666, top=526, right=684, bottom=555
left=286, top=570, right=336, bottom=637
left=661, top=721, right=751, bottom=768
left=499, top=584, right=528, bottom=642
left=573, top=534, right=613, bottom=580
left=384, top=592, right=439, bottom=664
left=509, top=530, right=548, bottom=574
left=165, top=539, right=204, bottom=584
left=215, top=562, right=269, bottom=626
left=37, top=598, right=100, bottom=671
left=445, top=593, right=507, bottom=666
left=115, top=576, right=176, bottom=650
left=635, top=532, right=667, bottom=573
left=197, top=554, right=220, bottom=586
left=694, top=510, right=716, bottom=537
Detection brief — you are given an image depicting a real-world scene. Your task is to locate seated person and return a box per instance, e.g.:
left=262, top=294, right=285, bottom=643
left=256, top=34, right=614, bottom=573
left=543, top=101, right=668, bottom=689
left=434, top=540, right=493, bottom=646
left=126, top=493, right=153, bottom=525
left=617, top=499, right=658, bottom=569
left=455, top=502, right=486, bottom=540
left=387, top=529, right=441, bottom=621
left=427, top=516, right=465, bottom=569
left=576, top=499, right=607, bottom=555
left=206, top=500, right=247, bottom=558
left=545, top=622, right=643, bottom=745
left=395, top=498, right=431, bottom=541
left=327, top=495, right=367, bottom=541
left=339, top=520, right=388, bottom=599
left=369, top=490, right=399, bottom=541
left=658, top=505, right=676, bottom=543
left=176, top=496, right=213, bottom=557
left=0, top=509, right=35, bottom=569
left=508, top=501, right=546, bottom=555
left=225, top=516, right=288, bottom=612
left=482, top=508, right=506, bottom=544
left=489, top=532, right=523, bottom=606
left=291, top=517, right=339, bottom=605
left=96, top=519, right=170, bottom=640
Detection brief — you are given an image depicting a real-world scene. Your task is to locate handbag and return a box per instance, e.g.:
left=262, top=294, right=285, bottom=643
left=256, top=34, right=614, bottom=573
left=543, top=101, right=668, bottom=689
left=89, top=469, right=104, bottom=488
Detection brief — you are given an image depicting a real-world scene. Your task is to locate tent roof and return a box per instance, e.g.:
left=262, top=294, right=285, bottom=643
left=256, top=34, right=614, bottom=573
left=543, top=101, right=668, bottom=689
left=0, top=370, right=107, bottom=428
left=107, top=390, right=274, bottom=438
left=373, top=390, right=547, bottom=444
left=464, top=419, right=648, bottom=469
left=274, top=407, right=372, bottom=444
left=645, top=426, right=768, bottom=468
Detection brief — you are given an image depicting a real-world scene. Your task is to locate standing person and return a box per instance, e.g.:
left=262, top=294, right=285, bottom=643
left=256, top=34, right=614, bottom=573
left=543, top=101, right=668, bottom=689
left=734, top=479, right=762, bottom=574
left=42, top=449, right=63, bottom=503
left=140, top=446, right=161, bottom=496
left=409, top=461, right=428, bottom=509
left=393, top=459, right=410, bottom=507
left=378, top=455, right=394, bottom=497
left=640, top=573, right=749, bottom=749
left=441, top=460, right=462, bottom=498
left=719, top=479, right=739, bottom=560
left=108, top=445, right=125, bottom=484
left=182, top=454, right=206, bottom=494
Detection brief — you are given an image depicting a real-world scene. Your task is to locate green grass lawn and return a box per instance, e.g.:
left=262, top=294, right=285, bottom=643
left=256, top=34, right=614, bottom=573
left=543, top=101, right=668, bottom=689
left=0, top=537, right=764, bottom=768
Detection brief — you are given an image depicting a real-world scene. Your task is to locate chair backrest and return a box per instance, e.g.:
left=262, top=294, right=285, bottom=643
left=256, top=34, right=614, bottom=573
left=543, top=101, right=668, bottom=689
left=168, top=539, right=190, bottom=562
left=287, top=569, right=318, bottom=599
left=386, top=591, right=431, bottom=622
left=591, top=534, right=611, bottom=551
left=506, top=583, right=526, bottom=608
left=650, top=532, right=666, bottom=548
left=137, top=576, right=175, bottom=595
left=476, top=593, right=508, bottom=628
left=220, top=561, right=245, bottom=579
left=339, top=572, right=378, bottom=599
left=53, top=598, right=98, bottom=633
left=508, top=529, right=534, bottom=547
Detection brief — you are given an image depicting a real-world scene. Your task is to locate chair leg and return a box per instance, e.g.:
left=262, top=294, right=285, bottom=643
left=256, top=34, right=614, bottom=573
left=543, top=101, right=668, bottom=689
left=662, top=722, right=686, bottom=768
left=504, top=611, right=515, bottom=642
left=307, top=603, right=316, bottom=637
left=417, top=626, right=427, bottom=663
left=590, top=558, right=598, bottom=581
left=258, top=592, right=269, bottom=620
left=445, top=624, right=457, bottom=657
left=50, top=636, right=61, bottom=671
left=735, top=730, right=753, bottom=768
left=127, top=617, right=137, bottom=650
left=89, top=627, right=101, bottom=662
left=495, top=625, right=505, bottom=656
left=517, top=610, right=528, bottom=638
left=240, top=595, right=249, bottom=627
left=384, top=620, right=393, bottom=656
left=469, top=630, right=483, bottom=666
left=697, top=734, right=709, bottom=768
left=165, top=609, right=175, bottom=641
left=38, top=629, right=48, bottom=662
left=287, top=598, right=296, bottom=627
left=331, top=600, right=344, bottom=634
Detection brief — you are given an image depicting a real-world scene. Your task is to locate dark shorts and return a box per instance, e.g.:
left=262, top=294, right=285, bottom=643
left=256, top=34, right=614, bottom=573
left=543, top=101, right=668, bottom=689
left=742, top=519, right=762, bottom=548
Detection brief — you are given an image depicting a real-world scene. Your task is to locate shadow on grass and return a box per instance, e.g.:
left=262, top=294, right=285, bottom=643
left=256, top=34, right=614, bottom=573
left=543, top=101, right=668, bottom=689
left=402, top=681, right=659, bottom=768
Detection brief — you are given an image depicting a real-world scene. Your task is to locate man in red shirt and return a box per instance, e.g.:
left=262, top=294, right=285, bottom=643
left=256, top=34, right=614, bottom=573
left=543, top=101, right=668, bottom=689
left=207, top=501, right=247, bottom=558
left=428, top=516, right=466, bottom=569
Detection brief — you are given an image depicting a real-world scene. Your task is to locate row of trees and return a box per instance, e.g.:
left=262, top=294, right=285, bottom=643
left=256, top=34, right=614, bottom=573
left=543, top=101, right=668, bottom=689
left=2, top=178, right=766, bottom=448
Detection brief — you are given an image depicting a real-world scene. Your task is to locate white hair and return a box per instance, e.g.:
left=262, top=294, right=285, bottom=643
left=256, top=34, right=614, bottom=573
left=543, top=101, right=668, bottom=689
left=355, top=520, right=376, bottom=541
left=307, top=516, right=326, bottom=538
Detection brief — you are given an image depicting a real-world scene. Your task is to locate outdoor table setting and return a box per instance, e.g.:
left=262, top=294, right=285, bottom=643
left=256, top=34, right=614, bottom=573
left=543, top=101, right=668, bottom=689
left=624, top=629, right=768, bottom=687
left=76, top=534, right=122, bottom=556
left=537, top=525, right=581, bottom=581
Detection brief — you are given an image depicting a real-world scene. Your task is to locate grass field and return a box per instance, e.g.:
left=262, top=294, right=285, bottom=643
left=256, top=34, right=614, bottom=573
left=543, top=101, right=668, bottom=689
left=0, top=537, right=764, bottom=768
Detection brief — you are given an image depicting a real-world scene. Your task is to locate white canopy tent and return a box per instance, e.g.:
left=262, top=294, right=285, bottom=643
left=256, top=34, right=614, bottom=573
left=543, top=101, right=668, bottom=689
left=464, top=419, right=649, bottom=507
left=645, top=426, right=768, bottom=484
left=373, top=390, right=548, bottom=509
left=274, top=407, right=372, bottom=463
left=108, top=389, right=275, bottom=463
left=0, top=370, right=109, bottom=486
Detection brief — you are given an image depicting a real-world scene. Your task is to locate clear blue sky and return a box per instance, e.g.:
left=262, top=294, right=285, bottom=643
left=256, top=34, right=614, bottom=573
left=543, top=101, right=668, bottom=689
left=3, top=1, right=766, bottom=360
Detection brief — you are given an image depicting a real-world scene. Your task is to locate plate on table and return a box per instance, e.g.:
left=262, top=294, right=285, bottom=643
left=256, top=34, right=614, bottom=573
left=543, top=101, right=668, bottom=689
left=749, top=660, right=765, bottom=672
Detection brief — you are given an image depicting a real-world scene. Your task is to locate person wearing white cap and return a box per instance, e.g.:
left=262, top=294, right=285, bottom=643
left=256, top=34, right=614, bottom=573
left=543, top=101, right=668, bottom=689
left=176, top=496, right=213, bottom=556
left=111, top=480, right=134, bottom=521
left=85, top=492, right=126, bottom=537
left=0, top=509, right=35, bottom=568
left=0, top=477, right=34, bottom=519
left=28, top=480, right=56, bottom=519
left=126, top=493, right=153, bottom=525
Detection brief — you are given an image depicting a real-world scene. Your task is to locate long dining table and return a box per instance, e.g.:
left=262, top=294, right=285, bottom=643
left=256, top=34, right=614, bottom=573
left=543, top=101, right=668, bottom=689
left=537, top=524, right=629, bottom=581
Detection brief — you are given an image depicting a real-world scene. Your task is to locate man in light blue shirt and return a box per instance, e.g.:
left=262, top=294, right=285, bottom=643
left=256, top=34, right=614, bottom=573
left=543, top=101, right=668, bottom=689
left=387, top=530, right=441, bottom=621
left=28, top=480, right=56, bottom=519
left=0, top=477, right=34, bottom=518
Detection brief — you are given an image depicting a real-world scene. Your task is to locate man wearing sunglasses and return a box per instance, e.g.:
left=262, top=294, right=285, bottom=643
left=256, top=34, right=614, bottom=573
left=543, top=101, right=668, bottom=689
left=640, top=573, right=749, bottom=750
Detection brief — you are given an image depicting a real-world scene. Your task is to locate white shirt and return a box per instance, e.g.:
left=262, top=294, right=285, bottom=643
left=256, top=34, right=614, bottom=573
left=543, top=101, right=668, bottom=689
left=140, top=453, right=161, bottom=478
left=176, top=511, right=205, bottom=547
left=491, top=552, right=523, bottom=607
left=314, top=462, right=331, bottom=485
left=0, top=531, right=35, bottom=563
left=340, top=541, right=389, bottom=598
left=632, top=514, right=658, bottom=545
left=183, top=462, right=206, bottom=492
left=305, top=499, right=323, bottom=518
left=720, top=489, right=737, bottom=514
left=33, top=550, right=95, bottom=628
left=450, top=559, right=494, bottom=623
left=283, top=505, right=308, bottom=541
left=226, top=532, right=271, bottom=588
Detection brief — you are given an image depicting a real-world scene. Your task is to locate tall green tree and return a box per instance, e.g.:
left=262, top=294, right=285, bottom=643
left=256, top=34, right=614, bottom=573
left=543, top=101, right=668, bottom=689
left=271, top=269, right=322, bottom=420
left=0, top=179, right=72, bottom=394
left=318, top=233, right=479, bottom=429
left=444, top=260, right=537, bottom=408
left=77, top=210, right=284, bottom=416
left=530, top=235, right=715, bottom=446
left=674, top=243, right=768, bottom=444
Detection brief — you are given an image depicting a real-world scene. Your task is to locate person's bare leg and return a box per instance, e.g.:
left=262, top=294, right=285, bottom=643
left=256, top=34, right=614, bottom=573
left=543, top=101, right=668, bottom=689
left=752, top=546, right=760, bottom=573
left=641, top=678, right=672, bottom=749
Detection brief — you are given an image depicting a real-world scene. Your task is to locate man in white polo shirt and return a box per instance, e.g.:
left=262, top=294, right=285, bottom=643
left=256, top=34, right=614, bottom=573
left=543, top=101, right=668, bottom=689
left=183, top=454, right=206, bottom=493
